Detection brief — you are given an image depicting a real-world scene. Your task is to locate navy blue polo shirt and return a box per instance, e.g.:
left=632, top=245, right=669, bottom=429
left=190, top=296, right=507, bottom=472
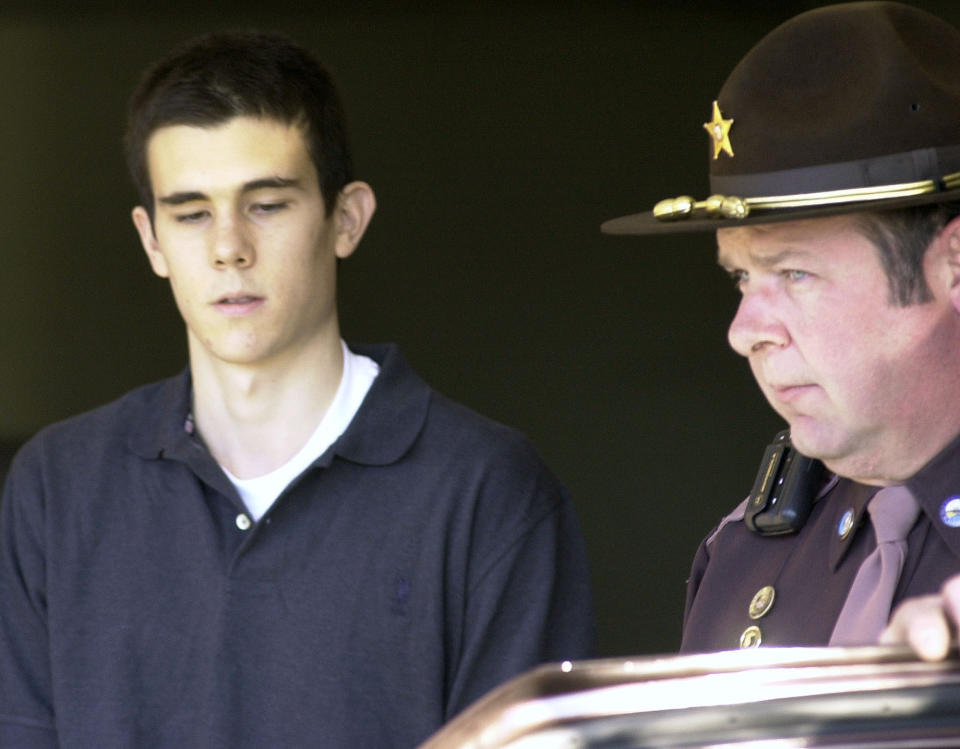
left=0, top=343, right=596, bottom=748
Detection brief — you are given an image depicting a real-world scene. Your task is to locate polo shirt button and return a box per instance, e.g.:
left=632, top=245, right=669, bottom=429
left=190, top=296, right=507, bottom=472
left=739, top=625, right=762, bottom=649
left=748, top=585, right=775, bottom=620
left=236, top=513, right=252, bottom=531
left=837, top=508, right=855, bottom=539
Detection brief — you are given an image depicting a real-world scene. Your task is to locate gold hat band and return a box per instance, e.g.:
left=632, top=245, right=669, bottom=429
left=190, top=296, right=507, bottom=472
left=653, top=172, right=960, bottom=222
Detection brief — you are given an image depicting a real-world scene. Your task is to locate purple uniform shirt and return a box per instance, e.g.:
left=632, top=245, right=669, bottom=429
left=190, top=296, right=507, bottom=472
left=682, top=432, right=960, bottom=652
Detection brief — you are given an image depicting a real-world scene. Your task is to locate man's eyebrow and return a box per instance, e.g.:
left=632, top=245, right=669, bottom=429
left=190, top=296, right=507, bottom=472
left=241, top=176, right=303, bottom=193
left=157, top=191, right=206, bottom=206
left=717, top=246, right=810, bottom=269
left=156, top=177, right=304, bottom=206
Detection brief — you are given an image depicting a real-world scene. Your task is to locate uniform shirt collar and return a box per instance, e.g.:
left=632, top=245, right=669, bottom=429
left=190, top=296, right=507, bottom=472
left=828, top=478, right=879, bottom=571
left=905, top=429, right=960, bottom=556
left=827, top=429, right=960, bottom=569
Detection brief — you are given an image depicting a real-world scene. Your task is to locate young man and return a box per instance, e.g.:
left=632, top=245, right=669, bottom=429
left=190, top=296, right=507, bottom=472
left=0, top=32, right=595, bottom=748
left=603, top=2, right=960, bottom=652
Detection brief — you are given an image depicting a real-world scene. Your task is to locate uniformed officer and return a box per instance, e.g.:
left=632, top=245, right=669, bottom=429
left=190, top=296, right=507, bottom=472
left=603, top=2, right=960, bottom=652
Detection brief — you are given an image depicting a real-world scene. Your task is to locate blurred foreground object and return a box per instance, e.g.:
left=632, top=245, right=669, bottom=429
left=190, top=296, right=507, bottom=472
left=421, top=646, right=960, bottom=748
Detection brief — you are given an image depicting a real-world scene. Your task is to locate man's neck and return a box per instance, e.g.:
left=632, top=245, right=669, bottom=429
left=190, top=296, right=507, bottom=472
left=189, top=336, right=345, bottom=479
left=830, top=422, right=960, bottom=488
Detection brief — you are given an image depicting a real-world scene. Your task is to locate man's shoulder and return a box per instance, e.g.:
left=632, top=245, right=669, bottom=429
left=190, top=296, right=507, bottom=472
left=354, top=342, right=547, bottom=469
left=425, top=389, right=542, bottom=462
left=356, top=347, right=574, bottom=559
left=16, top=372, right=187, bottom=463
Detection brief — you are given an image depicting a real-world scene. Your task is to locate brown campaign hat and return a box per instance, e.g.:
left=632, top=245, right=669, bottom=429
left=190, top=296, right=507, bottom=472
left=602, top=2, right=960, bottom=235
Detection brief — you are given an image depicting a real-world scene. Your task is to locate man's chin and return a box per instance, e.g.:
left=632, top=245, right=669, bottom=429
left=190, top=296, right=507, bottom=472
left=787, top=424, right=880, bottom=481
left=783, top=420, right=835, bottom=461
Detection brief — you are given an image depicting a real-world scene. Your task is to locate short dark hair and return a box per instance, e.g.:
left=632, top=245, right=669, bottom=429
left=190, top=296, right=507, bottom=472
left=855, top=202, right=960, bottom=306
left=125, top=30, right=352, bottom=220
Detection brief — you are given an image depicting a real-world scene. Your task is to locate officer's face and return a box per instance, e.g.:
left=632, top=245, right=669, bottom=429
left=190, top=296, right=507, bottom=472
left=718, top=214, right=960, bottom=484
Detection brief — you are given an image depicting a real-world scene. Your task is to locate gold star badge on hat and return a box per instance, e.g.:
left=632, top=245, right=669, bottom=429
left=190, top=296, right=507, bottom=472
left=704, top=100, right=734, bottom=159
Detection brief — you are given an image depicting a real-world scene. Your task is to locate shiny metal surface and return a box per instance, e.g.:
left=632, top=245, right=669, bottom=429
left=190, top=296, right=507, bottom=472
left=420, top=646, right=960, bottom=749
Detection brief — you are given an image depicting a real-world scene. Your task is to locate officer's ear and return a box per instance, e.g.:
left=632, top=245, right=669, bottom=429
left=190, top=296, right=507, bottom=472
left=944, top=216, right=960, bottom=312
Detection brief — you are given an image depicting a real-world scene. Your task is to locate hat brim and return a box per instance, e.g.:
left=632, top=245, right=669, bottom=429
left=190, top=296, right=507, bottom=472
left=601, top=185, right=960, bottom=235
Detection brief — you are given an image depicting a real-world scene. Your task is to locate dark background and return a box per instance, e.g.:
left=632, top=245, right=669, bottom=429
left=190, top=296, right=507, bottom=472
left=2, top=0, right=957, bottom=657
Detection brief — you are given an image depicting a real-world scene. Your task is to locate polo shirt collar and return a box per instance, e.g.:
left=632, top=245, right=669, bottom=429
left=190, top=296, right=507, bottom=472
left=126, top=343, right=430, bottom=470
left=321, top=343, right=430, bottom=466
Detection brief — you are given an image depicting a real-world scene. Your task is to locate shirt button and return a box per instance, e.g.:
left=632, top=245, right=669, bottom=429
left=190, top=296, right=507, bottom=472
left=739, top=625, right=762, bottom=649
left=748, top=585, right=776, bottom=620
left=236, top=513, right=252, bottom=531
left=837, top=508, right=855, bottom=539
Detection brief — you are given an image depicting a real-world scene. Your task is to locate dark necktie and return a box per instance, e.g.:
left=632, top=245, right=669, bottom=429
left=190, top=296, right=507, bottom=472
left=829, top=485, right=920, bottom=646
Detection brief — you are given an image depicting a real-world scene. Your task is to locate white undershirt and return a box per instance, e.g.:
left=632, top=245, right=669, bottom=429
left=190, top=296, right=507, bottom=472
left=221, top=341, right=379, bottom=521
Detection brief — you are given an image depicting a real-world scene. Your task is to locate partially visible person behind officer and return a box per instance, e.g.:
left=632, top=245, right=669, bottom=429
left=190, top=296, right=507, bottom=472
left=603, top=1, right=960, bottom=653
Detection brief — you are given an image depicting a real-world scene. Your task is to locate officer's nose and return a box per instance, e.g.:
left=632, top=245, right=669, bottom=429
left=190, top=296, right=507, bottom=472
left=727, top=288, right=790, bottom=356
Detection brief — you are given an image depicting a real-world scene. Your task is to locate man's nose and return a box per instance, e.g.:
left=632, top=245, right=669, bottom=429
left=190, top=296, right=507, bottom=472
left=727, top=289, right=789, bottom=356
left=210, top=216, right=254, bottom=269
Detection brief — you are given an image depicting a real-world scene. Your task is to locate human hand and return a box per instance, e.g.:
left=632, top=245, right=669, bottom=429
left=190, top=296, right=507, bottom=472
left=880, top=575, right=960, bottom=661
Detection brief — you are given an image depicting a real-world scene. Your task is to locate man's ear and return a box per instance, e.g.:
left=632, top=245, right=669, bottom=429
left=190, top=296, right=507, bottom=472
left=333, top=181, right=376, bottom=260
left=939, top=215, right=960, bottom=314
left=132, top=206, right=170, bottom=278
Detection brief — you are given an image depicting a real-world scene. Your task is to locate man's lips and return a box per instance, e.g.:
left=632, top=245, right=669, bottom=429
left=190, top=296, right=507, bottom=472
left=212, top=294, right=264, bottom=315
left=768, top=382, right=817, bottom=403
